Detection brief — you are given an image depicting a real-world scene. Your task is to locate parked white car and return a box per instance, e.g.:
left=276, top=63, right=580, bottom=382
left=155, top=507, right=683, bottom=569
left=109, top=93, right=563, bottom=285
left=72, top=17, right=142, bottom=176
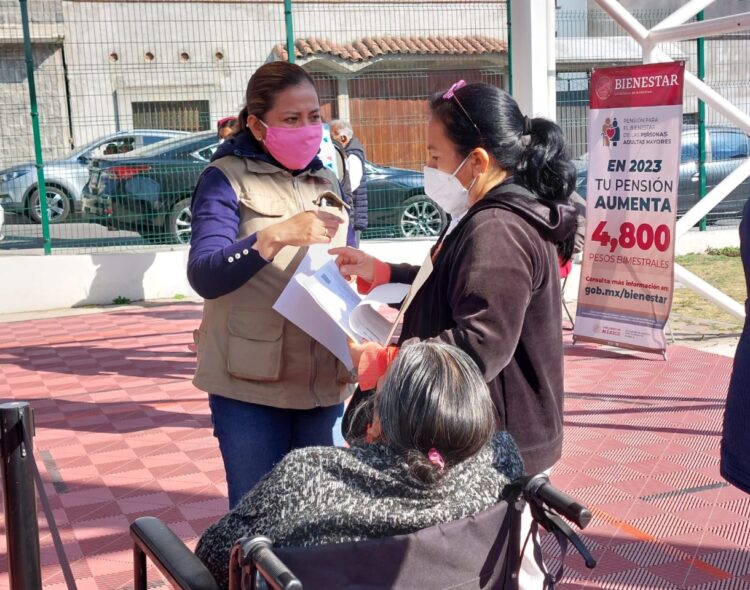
left=0, top=202, right=5, bottom=241
left=0, top=130, right=188, bottom=224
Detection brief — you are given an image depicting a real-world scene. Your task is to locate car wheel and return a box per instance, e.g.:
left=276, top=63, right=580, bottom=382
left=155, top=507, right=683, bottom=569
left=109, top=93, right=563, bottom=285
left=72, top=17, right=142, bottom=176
left=169, top=198, right=192, bottom=245
left=28, top=185, right=71, bottom=224
left=399, top=195, right=447, bottom=237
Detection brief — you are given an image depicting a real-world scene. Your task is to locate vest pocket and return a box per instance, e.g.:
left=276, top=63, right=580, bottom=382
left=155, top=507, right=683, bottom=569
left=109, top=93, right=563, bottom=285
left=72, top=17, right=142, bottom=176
left=238, top=192, right=286, bottom=217
left=226, top=309, right=284, bottom=381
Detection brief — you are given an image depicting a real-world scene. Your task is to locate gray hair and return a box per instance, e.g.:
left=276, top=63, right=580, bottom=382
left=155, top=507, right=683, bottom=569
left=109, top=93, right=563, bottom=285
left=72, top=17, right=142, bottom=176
left=330, top=119, right=353, bottom=136
left=376, top=342, right=495, bottom=484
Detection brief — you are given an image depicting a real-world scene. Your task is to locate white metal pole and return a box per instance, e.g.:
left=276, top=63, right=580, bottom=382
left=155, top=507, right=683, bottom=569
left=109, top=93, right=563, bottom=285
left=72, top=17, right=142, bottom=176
left=642, top=40, right=658, bottom=64
left=649, top=12, right=750, bottom=44
left=596, top=0, right=750, bottom=136
left=510, top=0, right=553, bottom=118
left=674, top=264, right=746, bottom=319
left=684, top=71, right=750, bottom=136
left=593, top=0, right=649, bottom=42
left=599, top=34, right=750, bottom=136
left=547, top=0, right=557, bottom=122
left=676, top=157, right=750, bottom=236
left=651, top=0, right=716, bottom=32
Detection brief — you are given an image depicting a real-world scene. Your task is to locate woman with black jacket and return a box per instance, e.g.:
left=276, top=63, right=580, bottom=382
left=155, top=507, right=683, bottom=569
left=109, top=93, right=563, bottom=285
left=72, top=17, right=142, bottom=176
left=333, top=81, right=577, bottom=473
left=331, top=81, right=578, bottom=588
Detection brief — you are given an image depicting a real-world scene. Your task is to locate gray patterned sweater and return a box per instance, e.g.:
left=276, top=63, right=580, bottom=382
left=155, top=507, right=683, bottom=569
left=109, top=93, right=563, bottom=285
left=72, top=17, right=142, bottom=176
left=195, top=433, right=523, bottom=588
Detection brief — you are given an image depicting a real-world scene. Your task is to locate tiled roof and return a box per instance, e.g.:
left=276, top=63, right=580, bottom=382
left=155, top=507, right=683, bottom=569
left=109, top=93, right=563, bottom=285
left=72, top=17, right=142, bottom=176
left=273, top=35, right=507, bottom=63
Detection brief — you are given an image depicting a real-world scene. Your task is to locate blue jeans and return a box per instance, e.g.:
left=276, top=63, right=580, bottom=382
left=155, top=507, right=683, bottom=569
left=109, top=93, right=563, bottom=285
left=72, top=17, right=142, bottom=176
left=208, top=395, right=344, bottom=509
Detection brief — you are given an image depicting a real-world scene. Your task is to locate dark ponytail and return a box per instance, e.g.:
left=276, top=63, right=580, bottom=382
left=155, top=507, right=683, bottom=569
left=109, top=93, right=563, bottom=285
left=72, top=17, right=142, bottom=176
left=430, top=83, right=577, bottom=259
left=237, top=106, right=250, bottom=134
left=519, top=118, right=578, bottom=261
left=517, top=117, right=577, bottom=204
left=402, top=449, right=445, bottom=486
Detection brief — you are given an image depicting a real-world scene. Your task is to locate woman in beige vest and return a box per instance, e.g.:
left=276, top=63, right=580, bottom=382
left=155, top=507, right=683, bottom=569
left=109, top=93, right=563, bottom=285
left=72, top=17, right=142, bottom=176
left=188, top=62, right=353, bottom=508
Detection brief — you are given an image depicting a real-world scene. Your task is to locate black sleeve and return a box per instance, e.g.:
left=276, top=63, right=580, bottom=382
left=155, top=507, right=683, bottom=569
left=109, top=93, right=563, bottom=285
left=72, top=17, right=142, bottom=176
left=389, top=263, right=421, bottom=284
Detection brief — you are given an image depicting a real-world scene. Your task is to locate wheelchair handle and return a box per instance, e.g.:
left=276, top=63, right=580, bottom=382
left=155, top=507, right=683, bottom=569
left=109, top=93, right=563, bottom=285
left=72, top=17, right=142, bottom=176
left=243, top=536, right=302, bottom=590
left=525, top=474, right=592, bottom=530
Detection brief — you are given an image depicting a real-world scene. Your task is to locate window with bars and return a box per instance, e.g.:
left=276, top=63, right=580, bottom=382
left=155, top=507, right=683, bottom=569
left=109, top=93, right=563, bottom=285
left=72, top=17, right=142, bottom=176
left=131, top=100, right=210, bottom=132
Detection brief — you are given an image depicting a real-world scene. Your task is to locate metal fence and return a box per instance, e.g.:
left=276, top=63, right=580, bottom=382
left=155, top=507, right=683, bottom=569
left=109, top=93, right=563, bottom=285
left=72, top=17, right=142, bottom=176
left=0, top=2, right=748, bottom=254
left=556, top=9, right=750, bottom=230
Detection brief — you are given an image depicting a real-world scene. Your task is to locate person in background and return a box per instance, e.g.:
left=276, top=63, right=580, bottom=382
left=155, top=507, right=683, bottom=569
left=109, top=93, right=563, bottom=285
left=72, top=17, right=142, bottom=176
left=327, top=131, right=357, bottom=249
left=331, top=120, right=368, bottom=245
left=720, top=198, right=750, bottom=495
left=570, top=190, right=586, bottom=256
left=217, top=116, right=238, bottom=141
left=195, top=342, right=524, bottom=589
left=557, top=189, right=586, bottom=290
left=188, top=62, right=354, bottom=509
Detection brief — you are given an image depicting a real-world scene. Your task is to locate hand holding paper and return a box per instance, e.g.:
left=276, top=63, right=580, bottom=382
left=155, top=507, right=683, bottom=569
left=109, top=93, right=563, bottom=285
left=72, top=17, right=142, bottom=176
left=329, top=246, right=376, bottom=282
left=273, top=245, right=408, bottom=369
left=255, top=211, right=344, bottom=260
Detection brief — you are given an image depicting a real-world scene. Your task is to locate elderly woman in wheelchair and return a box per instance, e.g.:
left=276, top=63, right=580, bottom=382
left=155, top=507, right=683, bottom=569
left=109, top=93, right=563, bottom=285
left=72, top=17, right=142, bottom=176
left=131, top=342, right=594, bottom=590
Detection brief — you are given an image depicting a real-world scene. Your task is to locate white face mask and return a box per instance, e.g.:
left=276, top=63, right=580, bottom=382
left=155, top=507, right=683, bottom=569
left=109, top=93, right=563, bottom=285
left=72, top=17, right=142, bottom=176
left=423, top=155, right=477, bottom=219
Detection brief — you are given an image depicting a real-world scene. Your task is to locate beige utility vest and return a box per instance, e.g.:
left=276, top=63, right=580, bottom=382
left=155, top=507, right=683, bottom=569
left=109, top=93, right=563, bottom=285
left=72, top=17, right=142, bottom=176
left=192, top=156, right=355, bottom=409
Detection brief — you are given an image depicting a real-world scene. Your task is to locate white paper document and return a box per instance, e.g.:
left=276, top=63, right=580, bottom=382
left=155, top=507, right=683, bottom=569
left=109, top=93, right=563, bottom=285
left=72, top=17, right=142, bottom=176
left=273, top=245, right=409, bottom=369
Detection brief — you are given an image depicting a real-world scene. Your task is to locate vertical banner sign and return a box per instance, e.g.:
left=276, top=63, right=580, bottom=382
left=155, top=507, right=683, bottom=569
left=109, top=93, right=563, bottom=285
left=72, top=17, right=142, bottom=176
left=574, top=62, right=684, bottom=353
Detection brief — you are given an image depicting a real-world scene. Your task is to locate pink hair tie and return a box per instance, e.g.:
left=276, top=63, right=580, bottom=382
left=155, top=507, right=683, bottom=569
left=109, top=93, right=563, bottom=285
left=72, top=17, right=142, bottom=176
left=427, top=448, right=445, bottom=470
left=442, top=80, right=467, bottom=100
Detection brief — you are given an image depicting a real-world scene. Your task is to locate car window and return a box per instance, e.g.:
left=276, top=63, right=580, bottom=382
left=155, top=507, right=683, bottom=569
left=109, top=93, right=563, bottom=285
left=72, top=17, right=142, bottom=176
left=88, top=137, right=136, bottom=158
left=195, top=144, right=219, bottom=162
left=711, top=131, right=749, bottom=161
left=681, top=132, right=698, bottom=163
left=133, top=132, right=215, bottom=157
left=142, top=135, right=171, bottom=146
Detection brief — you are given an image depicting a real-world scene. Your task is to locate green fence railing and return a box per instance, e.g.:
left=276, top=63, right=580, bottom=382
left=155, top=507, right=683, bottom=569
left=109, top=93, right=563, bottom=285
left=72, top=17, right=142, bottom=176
left=1, top=3, right=748, bottom=255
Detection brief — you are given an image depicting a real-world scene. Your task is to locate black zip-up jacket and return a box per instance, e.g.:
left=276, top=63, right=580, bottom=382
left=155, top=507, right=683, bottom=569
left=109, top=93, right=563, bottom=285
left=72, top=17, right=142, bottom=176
left=392, top=182, right=577, bottom=473
left=344, top=137, right=368, bottom=231
left=720, top=198, right=750, bottom=494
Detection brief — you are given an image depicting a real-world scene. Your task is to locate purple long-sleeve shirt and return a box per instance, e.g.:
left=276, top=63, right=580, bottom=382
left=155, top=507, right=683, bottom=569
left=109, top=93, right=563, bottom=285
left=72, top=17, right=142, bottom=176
left=187, top=167, right=269, bottom=300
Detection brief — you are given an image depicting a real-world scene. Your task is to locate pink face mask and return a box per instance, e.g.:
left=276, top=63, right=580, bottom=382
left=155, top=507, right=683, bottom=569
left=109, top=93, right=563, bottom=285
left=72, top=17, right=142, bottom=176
left=261, top=121, right=323, bottom=171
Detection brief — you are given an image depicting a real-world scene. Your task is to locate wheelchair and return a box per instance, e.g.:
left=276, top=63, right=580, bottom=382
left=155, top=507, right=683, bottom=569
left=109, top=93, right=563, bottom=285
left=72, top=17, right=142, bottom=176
left=130, top=473, right=596, bottom=590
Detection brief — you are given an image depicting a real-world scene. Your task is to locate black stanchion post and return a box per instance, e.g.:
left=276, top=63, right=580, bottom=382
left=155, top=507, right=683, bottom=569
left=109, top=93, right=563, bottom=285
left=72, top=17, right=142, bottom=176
left=0, top=401, right=42, bottom=590
left=133, top=544, right=147, bottom=590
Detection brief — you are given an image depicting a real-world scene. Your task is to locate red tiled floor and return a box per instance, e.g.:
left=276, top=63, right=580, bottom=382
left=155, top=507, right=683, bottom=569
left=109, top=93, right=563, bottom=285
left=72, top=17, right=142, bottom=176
left=0, top=304, right=747, bottom=589
left=554, top=338, right=749, bottom=589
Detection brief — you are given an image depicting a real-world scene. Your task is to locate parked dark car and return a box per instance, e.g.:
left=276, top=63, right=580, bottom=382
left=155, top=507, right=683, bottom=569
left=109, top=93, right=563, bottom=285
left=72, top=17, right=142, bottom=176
left=363, top=161, right=445, bottom=239
left=83, top=133, right=445, bottom=244
left=575, top=125, right=750, bottom=224
left=82, top=132, right=219, bottom=244
left=0, top=129, right=187, bottom=224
